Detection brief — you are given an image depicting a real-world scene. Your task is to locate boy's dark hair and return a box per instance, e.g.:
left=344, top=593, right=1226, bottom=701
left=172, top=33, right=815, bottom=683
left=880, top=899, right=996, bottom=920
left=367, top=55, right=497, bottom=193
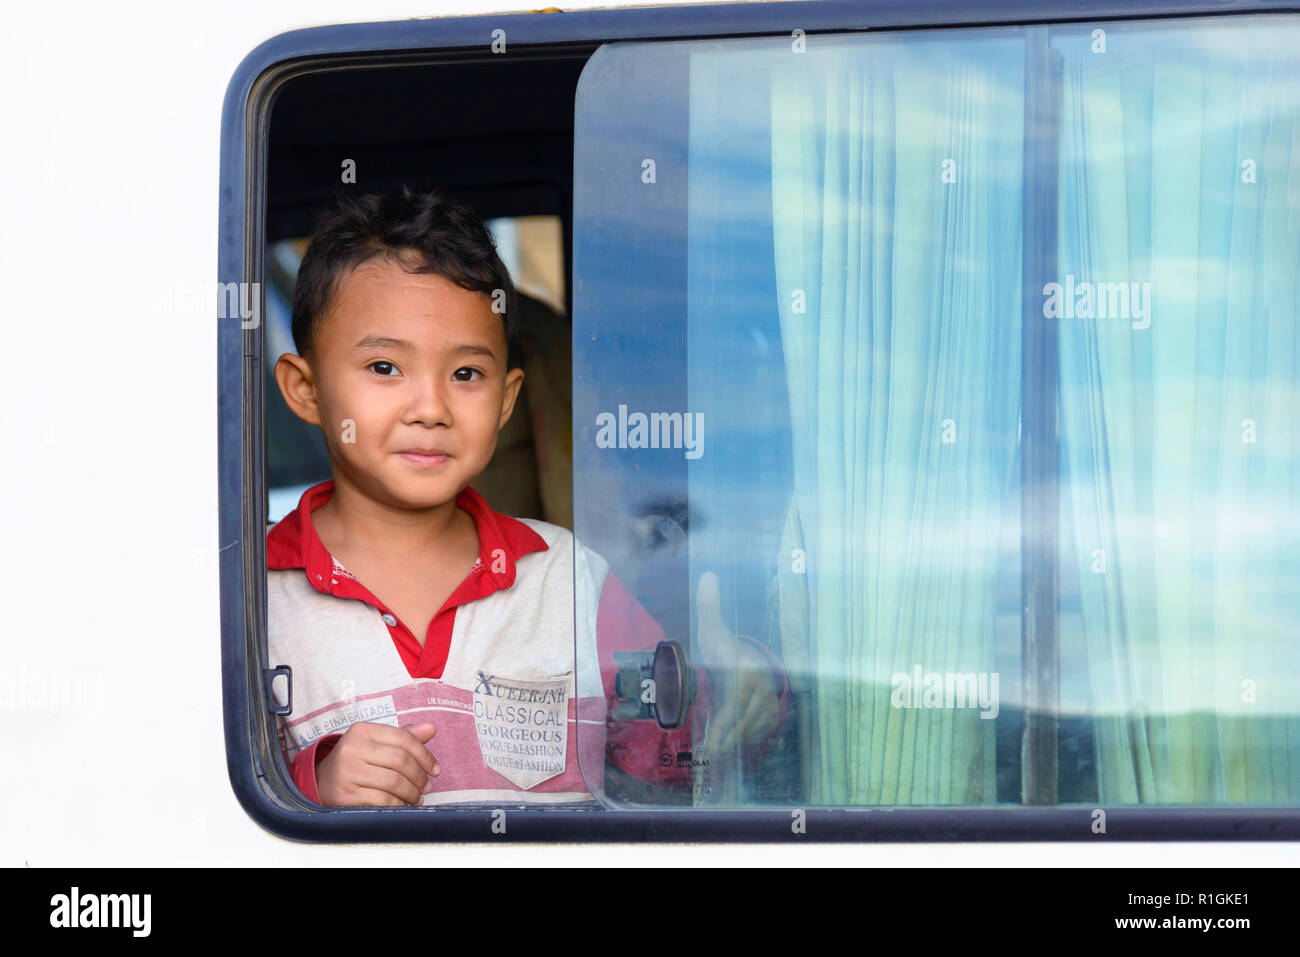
left=290, top=186, right=517, bottom=359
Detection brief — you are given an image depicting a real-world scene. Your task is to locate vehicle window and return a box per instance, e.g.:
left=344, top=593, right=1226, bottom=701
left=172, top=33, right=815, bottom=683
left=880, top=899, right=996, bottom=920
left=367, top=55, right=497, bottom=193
left=572, top=15, right=1300, bottom=808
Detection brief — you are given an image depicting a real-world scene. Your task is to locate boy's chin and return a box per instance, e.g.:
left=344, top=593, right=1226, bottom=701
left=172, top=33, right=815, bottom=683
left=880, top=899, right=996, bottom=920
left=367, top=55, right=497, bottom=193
left=331, top=456, right=470, bottom=510
left=374, top=472, right=466, bottom=510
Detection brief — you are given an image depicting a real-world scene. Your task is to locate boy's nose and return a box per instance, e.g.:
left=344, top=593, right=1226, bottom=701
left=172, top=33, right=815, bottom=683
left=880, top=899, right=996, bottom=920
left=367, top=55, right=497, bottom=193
left=404, top=377, right=452, bottom=426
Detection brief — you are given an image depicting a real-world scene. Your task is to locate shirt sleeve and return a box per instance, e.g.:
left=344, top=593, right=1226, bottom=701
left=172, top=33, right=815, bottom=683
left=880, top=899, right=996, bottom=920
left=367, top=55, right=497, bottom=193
left=595, top=571, right=790, bottom=790
left=278, top=715, right=341, bottom=806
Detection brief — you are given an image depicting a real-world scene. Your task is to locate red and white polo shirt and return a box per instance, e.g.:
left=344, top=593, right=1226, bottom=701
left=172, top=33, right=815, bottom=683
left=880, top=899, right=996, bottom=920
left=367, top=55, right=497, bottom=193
left=267, top=481, right=711, bottom=805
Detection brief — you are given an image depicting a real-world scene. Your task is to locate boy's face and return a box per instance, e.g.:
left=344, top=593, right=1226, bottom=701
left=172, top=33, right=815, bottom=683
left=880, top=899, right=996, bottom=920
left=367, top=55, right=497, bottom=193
left=276, top=256, right=523, bottom=511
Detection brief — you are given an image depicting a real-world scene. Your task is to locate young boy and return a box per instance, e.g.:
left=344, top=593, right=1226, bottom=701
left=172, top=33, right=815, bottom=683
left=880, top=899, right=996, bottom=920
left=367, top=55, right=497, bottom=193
left=268, top=187, right=788, bottom=806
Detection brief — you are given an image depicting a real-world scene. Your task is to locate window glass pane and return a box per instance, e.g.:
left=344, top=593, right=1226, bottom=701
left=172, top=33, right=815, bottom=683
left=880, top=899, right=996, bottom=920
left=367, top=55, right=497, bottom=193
left=576, top=14, right=1300, bottom=811
left=574, top=28, right=1027, bottom=807
left=1053, top=19, right=1300, bottom=803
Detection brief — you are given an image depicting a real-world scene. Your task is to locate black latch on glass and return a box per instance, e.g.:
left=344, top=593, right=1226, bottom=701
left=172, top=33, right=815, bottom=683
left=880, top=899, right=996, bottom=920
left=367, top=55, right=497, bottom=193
left=612, top=640, right=695, bottom=730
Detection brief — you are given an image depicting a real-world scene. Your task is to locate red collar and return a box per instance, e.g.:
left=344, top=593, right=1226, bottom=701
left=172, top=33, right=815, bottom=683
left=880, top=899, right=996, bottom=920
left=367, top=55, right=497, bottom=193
left=267, top=481, right=550, bottom=678
left=267, top=481, right=549, bottom=602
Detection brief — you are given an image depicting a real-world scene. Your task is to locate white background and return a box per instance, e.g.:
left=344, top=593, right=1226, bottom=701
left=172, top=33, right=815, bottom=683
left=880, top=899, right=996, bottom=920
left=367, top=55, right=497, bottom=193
left=0, top=0, right=1291, bottom=867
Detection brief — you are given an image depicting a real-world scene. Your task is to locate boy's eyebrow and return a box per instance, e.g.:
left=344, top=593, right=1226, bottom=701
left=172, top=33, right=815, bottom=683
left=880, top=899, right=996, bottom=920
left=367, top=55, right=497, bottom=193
left=353, top=336, right=500, bottom=361
left=449, top=343, right=500, bottom=361
left=353, top=335, right=412, bottom=351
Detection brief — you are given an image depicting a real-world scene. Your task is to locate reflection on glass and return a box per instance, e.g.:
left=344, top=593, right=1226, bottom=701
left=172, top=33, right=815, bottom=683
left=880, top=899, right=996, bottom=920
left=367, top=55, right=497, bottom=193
left=1055, top=22, right=1300, bottom=803
left=574, top=15, right=1300, bottom=810
left=689, top=37, right=1026, bottom=807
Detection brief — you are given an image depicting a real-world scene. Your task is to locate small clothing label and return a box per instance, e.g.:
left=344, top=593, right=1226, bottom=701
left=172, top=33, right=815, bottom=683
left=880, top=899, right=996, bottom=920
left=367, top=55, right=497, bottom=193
left=472, top=671, right=570, bottom=790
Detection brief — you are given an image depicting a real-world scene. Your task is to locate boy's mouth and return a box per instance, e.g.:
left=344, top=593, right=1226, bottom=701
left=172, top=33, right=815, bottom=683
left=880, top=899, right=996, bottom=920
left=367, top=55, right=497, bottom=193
left=396, top=449, right=451, bottom=468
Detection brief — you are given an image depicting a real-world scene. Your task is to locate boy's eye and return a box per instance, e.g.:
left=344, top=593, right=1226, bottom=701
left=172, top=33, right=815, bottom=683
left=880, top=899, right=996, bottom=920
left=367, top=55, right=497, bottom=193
left=452, top=367, right=483, bottom=382
left=367, top=361, right=400, bottom=377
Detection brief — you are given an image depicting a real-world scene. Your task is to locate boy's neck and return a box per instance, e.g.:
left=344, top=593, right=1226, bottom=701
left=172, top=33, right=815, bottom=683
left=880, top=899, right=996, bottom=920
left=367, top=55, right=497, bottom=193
left=311, top=475, right=476, bottom=561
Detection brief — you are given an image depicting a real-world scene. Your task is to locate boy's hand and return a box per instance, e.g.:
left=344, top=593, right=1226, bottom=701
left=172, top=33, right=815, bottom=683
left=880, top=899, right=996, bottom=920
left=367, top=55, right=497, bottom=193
left=695, top=572, right=782, bottom=756
left=316, top=721, right=440, bottom=807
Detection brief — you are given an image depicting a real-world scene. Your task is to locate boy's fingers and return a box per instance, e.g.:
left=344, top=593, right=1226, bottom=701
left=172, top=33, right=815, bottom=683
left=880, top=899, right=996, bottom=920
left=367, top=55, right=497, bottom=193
left=355, top=763, right=422, bottom=806
left=712, top=681, right=773, bottom=755
left=369, top=722, right=431, bottom=747
left=702, top=696, right=741, bottom=757
left=398, top=727, right=440, bottom=776
left=404, top=722, right=438, bottom=742
left=715, top=708, right=743, bottom=755
left=367, top=723, right=439, bottom=776
left=369, top=743, right=432, bottom=791
left=734, top=685, right=776, bottom=744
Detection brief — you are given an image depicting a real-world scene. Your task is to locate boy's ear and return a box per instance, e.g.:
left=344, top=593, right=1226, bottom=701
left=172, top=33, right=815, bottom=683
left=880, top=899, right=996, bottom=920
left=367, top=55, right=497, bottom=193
left=274, top=353, right=323, bottom=427
left=497, top=367, right=525, bottom=431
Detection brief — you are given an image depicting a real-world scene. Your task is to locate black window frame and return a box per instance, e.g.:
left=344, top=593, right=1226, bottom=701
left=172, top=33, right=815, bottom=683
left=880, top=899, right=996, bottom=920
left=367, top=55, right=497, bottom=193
left=219, top=0, right=1300, bottom=843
